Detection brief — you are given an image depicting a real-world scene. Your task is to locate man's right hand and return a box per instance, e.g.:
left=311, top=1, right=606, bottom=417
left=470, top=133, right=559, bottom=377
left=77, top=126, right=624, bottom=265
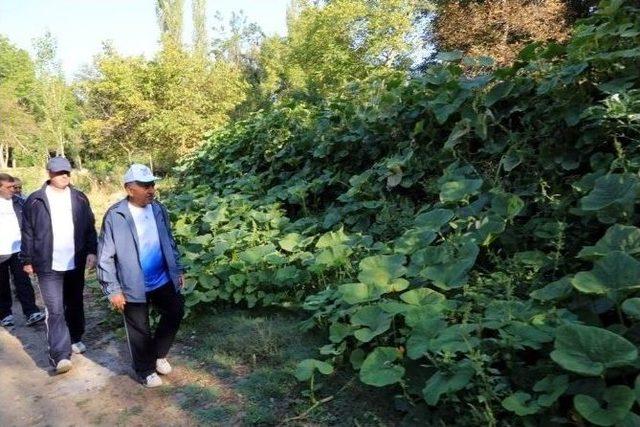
left=109, top=293, right=126, bottom=312
left=23, top=264, right=34, bottom=275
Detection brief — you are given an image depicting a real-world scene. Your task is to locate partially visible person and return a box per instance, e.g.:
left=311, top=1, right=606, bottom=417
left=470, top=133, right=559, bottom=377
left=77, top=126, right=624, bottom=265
left=21, top=157, right=97, bottom=374
left=98, top=164, right=185, bottom=388
left=13, top=177, right=26, bottom=201
left=0, top=173, right=45, bottom=327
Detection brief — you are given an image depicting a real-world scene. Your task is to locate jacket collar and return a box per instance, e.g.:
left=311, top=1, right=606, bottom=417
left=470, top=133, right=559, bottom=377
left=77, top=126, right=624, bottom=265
left=113, top=198, right=163, bottom=250
left=34, top=182, right=76, bottom=201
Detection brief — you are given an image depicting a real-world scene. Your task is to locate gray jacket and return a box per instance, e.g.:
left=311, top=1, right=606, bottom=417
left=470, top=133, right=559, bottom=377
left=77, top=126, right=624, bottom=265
left=97, top=198, right=184, bottom=302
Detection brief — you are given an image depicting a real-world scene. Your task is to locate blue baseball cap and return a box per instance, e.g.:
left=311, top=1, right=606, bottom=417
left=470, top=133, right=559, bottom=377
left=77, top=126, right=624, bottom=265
left=123, top=164, right=161, bottom=184
left=47, top=156, right=72, bottom=173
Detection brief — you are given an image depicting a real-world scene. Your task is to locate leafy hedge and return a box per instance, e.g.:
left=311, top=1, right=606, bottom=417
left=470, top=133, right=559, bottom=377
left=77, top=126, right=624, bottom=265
left=169, top=1, right=640, bottom=424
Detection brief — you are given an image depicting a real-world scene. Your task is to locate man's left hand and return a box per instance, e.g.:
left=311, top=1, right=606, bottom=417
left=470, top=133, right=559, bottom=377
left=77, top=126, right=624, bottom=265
left=86, top=254, right=97, bottom=270
left=178, top=274, right=185, bottom=289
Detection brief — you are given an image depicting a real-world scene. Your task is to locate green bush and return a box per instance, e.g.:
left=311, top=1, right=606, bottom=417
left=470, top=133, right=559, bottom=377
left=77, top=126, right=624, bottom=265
left=169, top=1, right=640, bottom=424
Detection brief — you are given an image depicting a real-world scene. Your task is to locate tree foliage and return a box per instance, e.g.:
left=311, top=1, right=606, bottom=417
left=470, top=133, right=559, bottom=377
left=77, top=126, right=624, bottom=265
left=0, top=36, right=40, bottom=167
left=435, top=0, right=598, bottom=66
left=169, top=0, right=640, bottom=424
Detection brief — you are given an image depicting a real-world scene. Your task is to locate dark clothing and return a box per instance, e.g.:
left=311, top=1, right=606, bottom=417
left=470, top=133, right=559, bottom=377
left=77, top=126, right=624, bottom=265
left=0, top=254, right=40, bottom=318
left=12, top=195, right=25, bottom=230
left=20, top=182, right=95, bottom=366
left=98, top=199, right=184, bottom=302
left=123, top=282, right=184, bottom=377
left=38, top=269, right=86, bottom=366
left=21, top=183, right=97, bottom=274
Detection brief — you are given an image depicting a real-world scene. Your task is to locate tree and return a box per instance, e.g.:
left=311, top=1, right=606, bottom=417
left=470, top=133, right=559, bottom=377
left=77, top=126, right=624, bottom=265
left=256, top=0, right=427, bottom=101
left=434, top=0, right=598, bottom=66
left=33, top=32, right=81, bottom=161
left=192, top=0, right=208, bottom=59
left=0, top=36, right=41, bottom=167
left=79, top=31, right=247, bottom=168
left=156, top=0, right=185, bottom=50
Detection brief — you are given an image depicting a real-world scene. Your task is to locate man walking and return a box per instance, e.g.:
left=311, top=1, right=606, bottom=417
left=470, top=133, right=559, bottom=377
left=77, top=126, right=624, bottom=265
left=97, top=164, right=184, bottom=388
left=13, top=177, right=26, bottom=200
left=0, top=173, right=45, bottom=327
left=21, top=157, right=97, bottom=374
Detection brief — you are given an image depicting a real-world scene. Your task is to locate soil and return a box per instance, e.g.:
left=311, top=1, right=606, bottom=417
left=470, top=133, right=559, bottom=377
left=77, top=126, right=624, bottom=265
left=0, top=283, right=240, bottom=427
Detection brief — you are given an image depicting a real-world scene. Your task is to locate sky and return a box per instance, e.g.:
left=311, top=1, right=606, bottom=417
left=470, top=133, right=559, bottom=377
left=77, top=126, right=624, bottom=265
left=0, top=0, right=290, bottom=80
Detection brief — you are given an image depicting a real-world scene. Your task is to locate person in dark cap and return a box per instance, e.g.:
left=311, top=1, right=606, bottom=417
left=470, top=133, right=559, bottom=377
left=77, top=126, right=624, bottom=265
left=97, top=164, right=185, bottom=388
left=21, top=156, right=97, bottom=374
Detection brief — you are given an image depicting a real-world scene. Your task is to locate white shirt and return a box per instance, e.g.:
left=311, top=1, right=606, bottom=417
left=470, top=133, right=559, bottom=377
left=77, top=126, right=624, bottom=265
left=128, top=202, right=169, bottom=290
left=0, top=198, right=21, bottom=255
left=46, top=186, right=76, bottom=271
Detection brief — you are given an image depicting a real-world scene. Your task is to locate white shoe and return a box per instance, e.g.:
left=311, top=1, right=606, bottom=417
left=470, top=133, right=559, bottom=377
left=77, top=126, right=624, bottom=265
left=1, top=314, right=15, bottom=327
left=25, top=311, right=45, bottom=326
left=143, top=372, right=163, bottom=388
left=156, top=358, right=172, bottom=375
left=71, top=341, right=87, bottom=354
left=56, top=359, right=73, bottom=374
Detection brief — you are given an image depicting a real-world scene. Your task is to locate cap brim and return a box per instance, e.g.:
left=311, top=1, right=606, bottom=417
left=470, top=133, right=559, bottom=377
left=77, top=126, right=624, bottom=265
left=127, top=176, right=161, bottom=183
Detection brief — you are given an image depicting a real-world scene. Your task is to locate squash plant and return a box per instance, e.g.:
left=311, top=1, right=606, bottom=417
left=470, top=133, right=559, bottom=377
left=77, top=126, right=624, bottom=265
left=168, top=0, right=640, bottom=424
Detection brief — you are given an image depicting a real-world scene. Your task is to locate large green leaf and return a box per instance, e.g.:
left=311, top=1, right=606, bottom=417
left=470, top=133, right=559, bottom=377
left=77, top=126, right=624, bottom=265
left=578, top=225, right=640, bottom=260
left=423, top=361, right=475, bottom=405
left=350, top=305, right=393, bottom=343
left=329, top=322, right=355, bottom=343
left=394, top=228, right=436, bottom=255
left=359, top=347, right=405, bottom=387
left=574, top=386, right=635, bottom=426
left=316, top=227, right=350, bottom=248
left=357, top=255, right=407, bottom=288
left=534, top=375, right=569, bottom=407
left=400, top=288, right=447, bottom=307
left=429, top=324, right=479, bottom=353
left=238, top=244, right=277, bottom=265
left=338, top=282, right=381, bottom=305
left=502, top=375, right=568, bottom=416
left=439, top=178, right=483, bottom=203
left=295, top=359, right=334, bottom=381
left=421, top=240, right=479, bottom=290
left=406, top=317, right=447, bottom=359
left=579, top=174, right=639, bottom=211
left=550, top=324, right=638, bottom=376
left=313, top=244, right=352, bottom=268
left=622, top=298, right=640, bottom=319
left=414, top=209, right=455, bottom=231
left=279, top=233, right=302, bottom=252
left=502, top=392, right=541, bottom=416
left=530, top=277, right=573, bottom=301
left=501, top=321, right=554, bottom=350
left=571, top=251, right=640, bottom=294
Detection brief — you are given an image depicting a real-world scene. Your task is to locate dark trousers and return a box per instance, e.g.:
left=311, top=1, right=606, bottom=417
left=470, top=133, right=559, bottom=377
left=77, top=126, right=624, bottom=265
left=38, top=268, right=86, bottom=366
left=0, top=253, right=39, bottom=319
left=123, top=282, right=184, bottom=378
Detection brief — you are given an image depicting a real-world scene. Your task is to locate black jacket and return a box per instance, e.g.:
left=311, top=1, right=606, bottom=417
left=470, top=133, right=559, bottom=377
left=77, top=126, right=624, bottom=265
left=20, top=183, right=97, bottom=274
left=11, top=195, right=24, bottom=230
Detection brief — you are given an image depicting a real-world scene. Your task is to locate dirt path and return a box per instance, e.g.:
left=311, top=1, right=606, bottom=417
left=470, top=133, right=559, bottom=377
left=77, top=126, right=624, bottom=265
left=0, top=283, right=239, bottom=427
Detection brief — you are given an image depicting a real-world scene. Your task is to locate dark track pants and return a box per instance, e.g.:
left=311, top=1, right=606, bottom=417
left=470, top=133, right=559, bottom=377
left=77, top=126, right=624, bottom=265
left=0, top=253, right=39, bottom=319
left=38, top=268, right=86, bottom=366
left=123, top=282, right=184, bottom=378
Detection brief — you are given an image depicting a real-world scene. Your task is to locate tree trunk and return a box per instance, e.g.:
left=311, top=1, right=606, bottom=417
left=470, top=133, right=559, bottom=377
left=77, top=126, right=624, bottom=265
left=0, top=143, right=7, bottom=169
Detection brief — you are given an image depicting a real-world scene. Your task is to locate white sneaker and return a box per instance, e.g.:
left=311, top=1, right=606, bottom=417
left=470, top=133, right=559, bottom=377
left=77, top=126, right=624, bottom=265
left=1, top=314, right=14, bottom=327
left=25, top=311, right=45, bottom=326
left=156, top=358, right=172, bottom=375
left=56, top=359, right=73, bottom=374
left=143, top=372, right=163, bottom=388
left=71, top=341, right=87, bottom=354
